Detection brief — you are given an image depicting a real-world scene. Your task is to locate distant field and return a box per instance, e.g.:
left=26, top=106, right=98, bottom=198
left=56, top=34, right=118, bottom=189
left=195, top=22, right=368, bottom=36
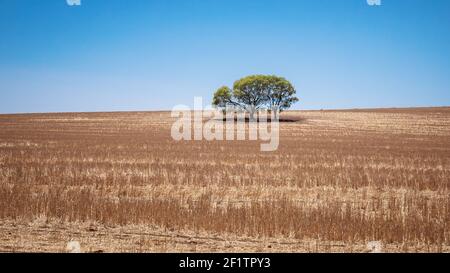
left=0, top=108, right=449, bottom=253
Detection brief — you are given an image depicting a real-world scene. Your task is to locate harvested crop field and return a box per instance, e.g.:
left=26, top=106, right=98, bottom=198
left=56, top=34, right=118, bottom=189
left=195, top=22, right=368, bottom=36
left=0, top=107, right=449, bottom=252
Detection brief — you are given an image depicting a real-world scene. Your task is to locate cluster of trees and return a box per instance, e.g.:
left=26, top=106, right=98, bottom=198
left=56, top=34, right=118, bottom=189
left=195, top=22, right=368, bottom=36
left=213, top=75, right=299, bottom=120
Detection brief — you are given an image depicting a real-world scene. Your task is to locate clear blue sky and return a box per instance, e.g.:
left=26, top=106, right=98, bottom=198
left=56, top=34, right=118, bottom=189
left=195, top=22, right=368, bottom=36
left=1, top=0, right=449, bottom=113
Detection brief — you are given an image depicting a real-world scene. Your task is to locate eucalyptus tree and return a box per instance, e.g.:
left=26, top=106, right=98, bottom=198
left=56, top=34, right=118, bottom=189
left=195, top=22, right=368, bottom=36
left=213, top=75, right=298, bottom=120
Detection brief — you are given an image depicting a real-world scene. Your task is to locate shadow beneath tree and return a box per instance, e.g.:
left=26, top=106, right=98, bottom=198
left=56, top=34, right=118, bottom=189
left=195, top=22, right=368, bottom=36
left=213, top=116, right=306, bottom=123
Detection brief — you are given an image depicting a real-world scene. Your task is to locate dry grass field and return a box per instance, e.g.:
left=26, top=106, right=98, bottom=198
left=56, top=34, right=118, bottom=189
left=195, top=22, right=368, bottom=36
left=0, top=107, right=449, bottom=253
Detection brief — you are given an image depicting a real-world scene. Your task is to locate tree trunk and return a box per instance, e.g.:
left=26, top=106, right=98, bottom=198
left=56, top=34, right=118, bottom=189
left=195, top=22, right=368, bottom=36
left=271, top=106, right=279, bottom=121
left=248, top=105, right=256, bottom=121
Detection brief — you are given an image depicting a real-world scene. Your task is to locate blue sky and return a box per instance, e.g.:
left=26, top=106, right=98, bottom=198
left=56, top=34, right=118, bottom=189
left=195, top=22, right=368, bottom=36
left=0, top=0, right=449, bottom=113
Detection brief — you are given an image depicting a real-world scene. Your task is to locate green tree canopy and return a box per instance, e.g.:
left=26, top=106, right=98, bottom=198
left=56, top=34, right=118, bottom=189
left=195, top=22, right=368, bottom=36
left=213, top=75, right=299, bottom=119
left=212, top=86, right=232, bottom=108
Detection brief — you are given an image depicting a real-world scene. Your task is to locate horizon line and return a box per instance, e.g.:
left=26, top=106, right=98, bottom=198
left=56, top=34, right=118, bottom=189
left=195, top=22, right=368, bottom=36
left=1, top=105, right=450, bottom=116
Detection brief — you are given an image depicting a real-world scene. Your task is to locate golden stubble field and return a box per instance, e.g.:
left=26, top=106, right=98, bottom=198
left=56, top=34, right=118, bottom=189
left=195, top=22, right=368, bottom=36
left=0, top=108, right=449, bottom=253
